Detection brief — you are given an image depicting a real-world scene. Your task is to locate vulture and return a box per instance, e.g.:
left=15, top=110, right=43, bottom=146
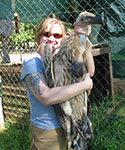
left=43, top=11, right=104, bottom=150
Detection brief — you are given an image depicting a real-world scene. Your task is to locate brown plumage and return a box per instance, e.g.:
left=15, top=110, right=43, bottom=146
left=43, top=11, right=104, bottom=150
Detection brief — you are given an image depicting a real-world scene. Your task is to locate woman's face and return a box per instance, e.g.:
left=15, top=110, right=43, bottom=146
left=40, top=23, right=63, bottom=54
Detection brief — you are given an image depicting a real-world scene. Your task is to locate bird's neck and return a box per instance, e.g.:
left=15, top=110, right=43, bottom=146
left=79, top=34, right=87, bottom=45
left=74, top=24, right=91, bottom=37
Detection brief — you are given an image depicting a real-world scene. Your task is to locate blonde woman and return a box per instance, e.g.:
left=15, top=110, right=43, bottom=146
left=21, top=18, right=94, bottom=150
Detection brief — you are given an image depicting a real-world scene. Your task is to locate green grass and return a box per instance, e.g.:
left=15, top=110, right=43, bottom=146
left=0, top=96, right=124, bottom=150
left=88, top=95, right=125, bottom=150
left=0, top=122, right=30, bottom=150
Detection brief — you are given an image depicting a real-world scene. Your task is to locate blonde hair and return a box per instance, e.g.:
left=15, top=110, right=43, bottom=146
left=36, top=18, right=66, bottom=45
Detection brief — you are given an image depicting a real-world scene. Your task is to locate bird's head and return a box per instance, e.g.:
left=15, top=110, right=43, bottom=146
left=74, top=11, right=105, bottom=36
left=74, top=11, right=105, bottom=27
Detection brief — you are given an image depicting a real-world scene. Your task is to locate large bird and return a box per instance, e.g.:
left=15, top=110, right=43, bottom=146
left=43, top=11, right=104, bottom=150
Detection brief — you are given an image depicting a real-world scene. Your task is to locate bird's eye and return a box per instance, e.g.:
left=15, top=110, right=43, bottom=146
left=81, top=18, right=84, bottom=21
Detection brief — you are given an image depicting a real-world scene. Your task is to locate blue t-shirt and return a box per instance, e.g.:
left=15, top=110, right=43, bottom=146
left=20, top=52, right=61, bottom=130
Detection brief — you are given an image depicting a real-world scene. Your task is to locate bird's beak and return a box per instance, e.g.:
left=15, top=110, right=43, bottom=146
left=85, top=15, right=105, bottom=26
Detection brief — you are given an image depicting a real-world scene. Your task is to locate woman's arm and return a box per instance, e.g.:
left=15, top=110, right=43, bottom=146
left=86, top=50, right=95, bottom=77
left=86, top=39, right=95, bottom=77
left=25, top=72, right=93, bottom=106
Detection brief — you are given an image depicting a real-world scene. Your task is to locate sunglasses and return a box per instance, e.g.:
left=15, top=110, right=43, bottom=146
left=43, top=32, right=63, bottom=39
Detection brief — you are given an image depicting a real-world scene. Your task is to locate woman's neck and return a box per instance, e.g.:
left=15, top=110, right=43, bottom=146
left=39, top=47, right=44, bottom=59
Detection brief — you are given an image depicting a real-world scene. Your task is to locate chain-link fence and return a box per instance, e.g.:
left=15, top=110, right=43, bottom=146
left=0, top=0, right=124, bottom=123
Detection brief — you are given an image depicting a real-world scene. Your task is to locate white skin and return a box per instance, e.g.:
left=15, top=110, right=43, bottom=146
left=25, top=23, right=94, bottom=105
left=39, top=24, right=63, bottom=58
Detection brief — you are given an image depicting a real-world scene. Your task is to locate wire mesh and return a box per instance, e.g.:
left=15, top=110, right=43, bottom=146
left=0, top=0, right=124, bottom=123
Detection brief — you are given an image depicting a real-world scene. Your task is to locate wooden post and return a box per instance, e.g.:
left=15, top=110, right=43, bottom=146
left=108, top=52, right=115, bottom=107
left=14, top=12, right=20, bottom=33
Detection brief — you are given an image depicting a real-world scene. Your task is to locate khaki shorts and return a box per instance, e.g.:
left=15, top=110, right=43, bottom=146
left=30, top=123, right=67, bottom=150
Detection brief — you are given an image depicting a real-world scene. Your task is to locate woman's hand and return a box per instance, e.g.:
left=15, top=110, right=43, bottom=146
left=84, top=73, right=93, bottom=95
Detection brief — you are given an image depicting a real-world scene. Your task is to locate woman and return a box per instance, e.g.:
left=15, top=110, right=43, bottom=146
left=20, top=18, right=94, bottom=150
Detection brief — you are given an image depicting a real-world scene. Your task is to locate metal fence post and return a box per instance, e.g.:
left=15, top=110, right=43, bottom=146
left=0, top=97, right=4, bottom=130
left=0, top=76, right=4, bottom=130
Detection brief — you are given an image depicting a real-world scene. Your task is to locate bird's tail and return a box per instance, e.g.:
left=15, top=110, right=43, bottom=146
left=67, top=92, right=93, bottom=150
left=67, top=113, right=93, bottom=150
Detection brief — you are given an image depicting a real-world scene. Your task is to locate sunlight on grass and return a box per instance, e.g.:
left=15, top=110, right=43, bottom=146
left=118, top=107, right=125, bottom=117
left=88, top=95, right=125, bottom=150
left=0, top=122, right=30, bottom=150
left=0, top=95, right=124, bottom=150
